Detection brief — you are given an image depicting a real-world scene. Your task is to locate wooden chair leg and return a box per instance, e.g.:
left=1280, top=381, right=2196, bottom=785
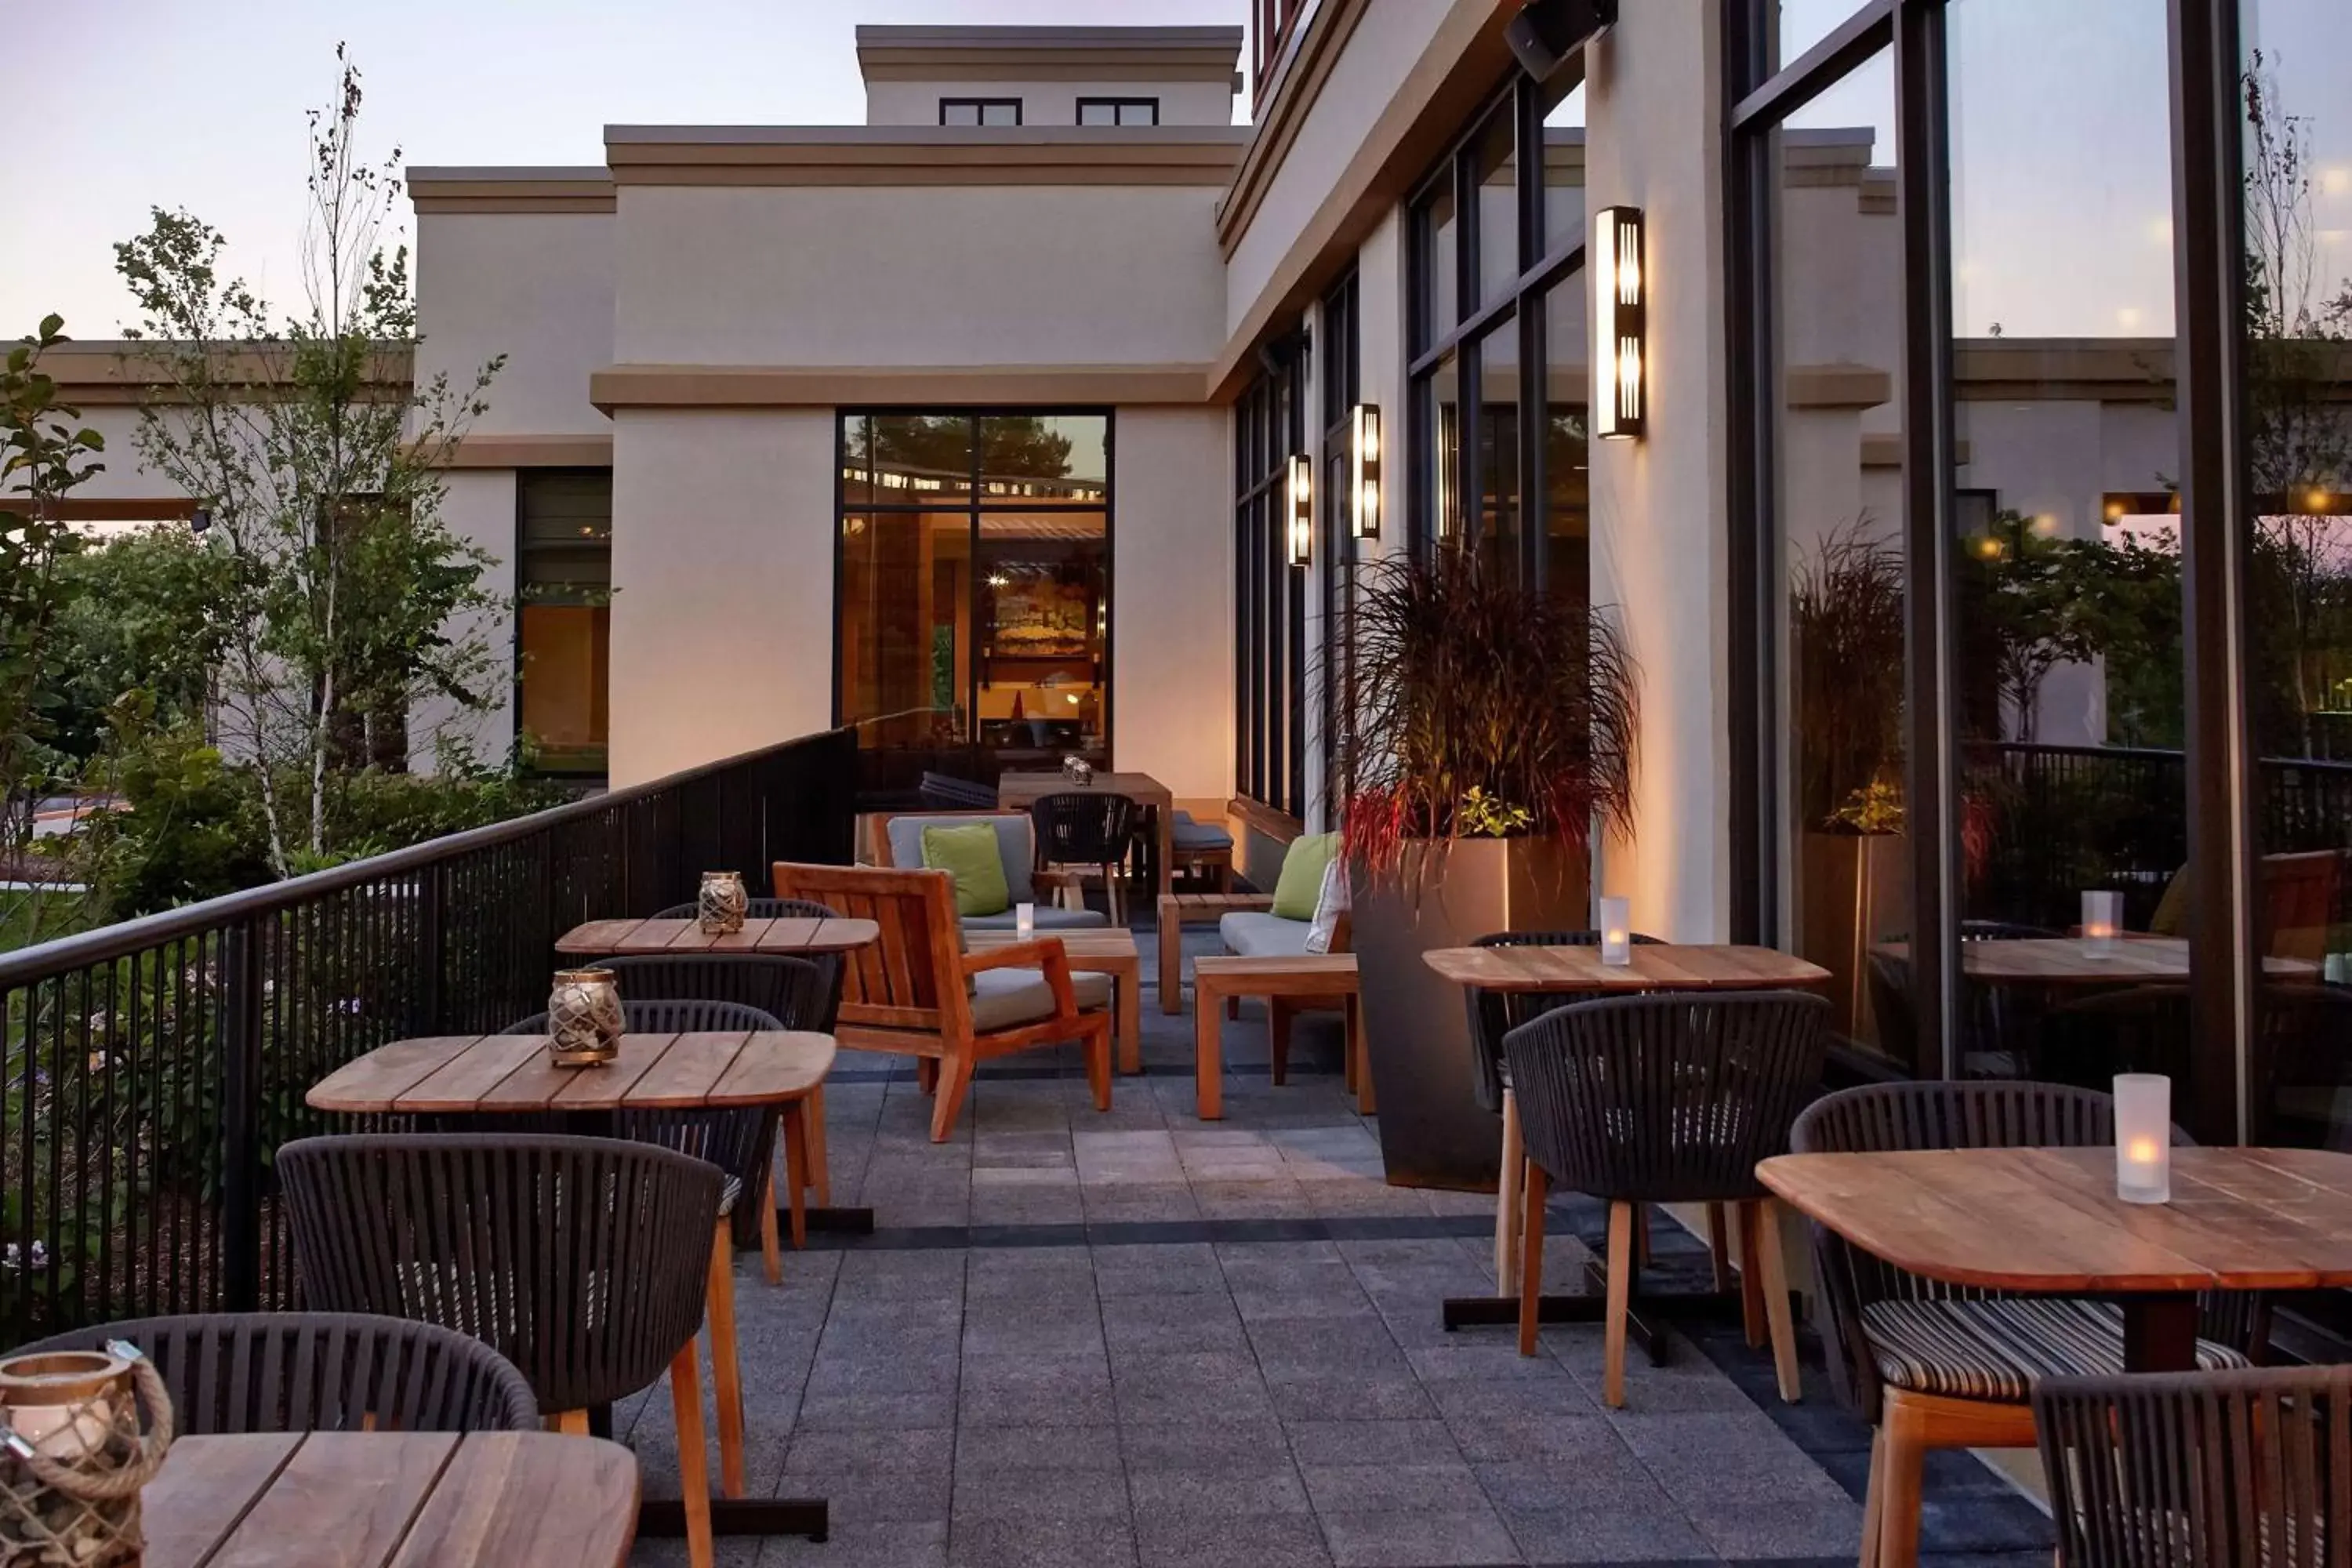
left=1635, top=1203, right=1653, bottom=1269
left=1860, top=1428, right=1887, bottom=1568
left=1269, top=999, right=1294, bottom=1085
left=1194, top=986, right=1225, bottom=1120
left=1494, top=1090, right=1525, bottom=1294
left=1705, top=1202, right=1733, bottom=1294
left=916, top=1057, right=940, bottom=1095
left=779, top=1102, right=809, bottom=1250
left=550, top=1409, right=589, bottom=1436
left=804, top=1084, right=830, bottom=1205
left=758, top=1172, right=783, bottom=1285
left=1226, top=993, right=1241, bottom=1020
left=1603, top=1200, right=1635, bottom=1409
left=666, top=1341, right=714, bottom=1568
left=1752, top=1200, right=1802, bottom=1403
left=929, top=1051, right=975, bottom=1142
left=1876, top=1393, right=1928, bottom=1568
left=1085, top=1018, right=1112, bottom=1111
left=1518, top=1163, right=1548, bottom=1356
left=1159, top=899, right=1184, bottom=1014
left=1737, top=1201, right=1769, bottom=1348
left=706, top=1220, right=746, bottom=1500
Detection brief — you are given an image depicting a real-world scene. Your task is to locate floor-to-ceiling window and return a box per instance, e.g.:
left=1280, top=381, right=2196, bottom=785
left=1730, top=0, right=2352, bottom=1149
left=836, top=411, right=1111, bottom=795
left=1236, top=336, right=1308, bottom=818
left=1318, top=270, right=1361, bottom=818
left=1406, top=68, right=1588, bottom=597
left=515, top=468, right=612, bottom=777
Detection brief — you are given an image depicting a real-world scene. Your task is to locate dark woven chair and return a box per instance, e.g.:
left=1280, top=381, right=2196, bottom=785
left=2034, top=1365, right=2352, bottom=1568
left=1791, top=1081, right=2263, bottom=1568
left=278, top=1133, right=727, bottom=1561
left=650, top=896, right=850, bottom=1043
left=1030, top=791, right=1142, bottom=924
left=13, top=1311, right=536, bottom=1435
left=920, top=770, right=1000, bottom=811
left=1502, top=990, right=1828, bottom=1407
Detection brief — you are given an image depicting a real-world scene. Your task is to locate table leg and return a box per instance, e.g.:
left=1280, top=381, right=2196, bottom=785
left=1494, top=1091, right=1524, bottom=1294
left=1116, top=959, right=1142, bottom=1075
left=1195, top=982, right=1224, bottom=1120
left=2123, top=1293, right=2202, bottom=1373
left=779, top=1102, right=810, bottom=1250
left=1156, top=805, right=1174, bottom=902
left=1159, top=897, right=1184, bottom=1015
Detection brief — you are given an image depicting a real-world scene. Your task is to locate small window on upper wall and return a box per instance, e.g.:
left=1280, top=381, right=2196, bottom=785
left=941, top=98, right=1022, bottom=127
left=1076, top=97, right=1160, bottom=127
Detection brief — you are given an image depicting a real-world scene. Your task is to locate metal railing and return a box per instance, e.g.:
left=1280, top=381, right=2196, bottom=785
left=0, top=728, right=856, bottom=1347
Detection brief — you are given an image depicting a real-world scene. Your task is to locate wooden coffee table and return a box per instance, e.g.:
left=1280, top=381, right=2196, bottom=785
left=1760, top=1144, right=2352, bottom=1370
left=967, top=926, right=1143, bottom=1074
left=144, top=1430, right=637, bottom=1567
left=1191, top=955, right=1362, bottom=1121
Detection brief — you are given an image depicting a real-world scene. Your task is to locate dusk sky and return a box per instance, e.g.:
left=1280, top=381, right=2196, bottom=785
left=3, top=1, right=2343, bottom=343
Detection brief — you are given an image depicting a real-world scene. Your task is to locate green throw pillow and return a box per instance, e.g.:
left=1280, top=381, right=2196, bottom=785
left=923, top=823, right=1011, bottom=917
left=1272, top=832, right=1339, bottom=921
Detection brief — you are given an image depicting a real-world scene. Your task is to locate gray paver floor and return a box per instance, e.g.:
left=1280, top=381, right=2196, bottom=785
left=622, top=924, right=2049, bottom=1567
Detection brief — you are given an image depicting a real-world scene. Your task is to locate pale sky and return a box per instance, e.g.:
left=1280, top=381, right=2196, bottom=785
left=0, top=0, right=1251, bottom=338
left=5, top=0, right=2344, bottom=344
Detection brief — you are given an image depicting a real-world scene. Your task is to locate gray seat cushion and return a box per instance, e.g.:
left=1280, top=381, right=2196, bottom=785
left=1861, top=1298, right=2249, bottom=1403
left=963, top=906, right=1109, bottom=932
left=970, top=968, right=1113, bottom=1033
left=886, top=814, right=1036, bottom=905
left=1219, top=910, right=1313, bottom=957
left=1171, top=818, right=1233, bottom=850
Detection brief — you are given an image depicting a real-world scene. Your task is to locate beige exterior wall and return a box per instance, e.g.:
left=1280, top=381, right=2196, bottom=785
left=612, top=184, right=1227, bottom=368
left=419, top=469, right=520, bottom=770
left=1109, top=408, right=1234, bottom=802
left=1587, top=0, right=1735, bottom=943
left=864, top=78, right=1235, bottom=127
left=414, top=209, right=614, bottom=437
left=607, top=409, right=836, bottom=787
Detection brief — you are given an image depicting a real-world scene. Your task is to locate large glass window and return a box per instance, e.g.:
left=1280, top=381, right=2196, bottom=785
left=836, top=412, right=1109, bottom=793
left=516, top=469, right=612, bottom=777
left=1319, top=270, right=1361, bottom=815
left=1236, top=340, right=1308, bottom=816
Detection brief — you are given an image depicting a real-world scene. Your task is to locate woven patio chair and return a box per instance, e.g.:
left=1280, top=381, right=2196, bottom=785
left=1030, top=791, right=1142, bottom=924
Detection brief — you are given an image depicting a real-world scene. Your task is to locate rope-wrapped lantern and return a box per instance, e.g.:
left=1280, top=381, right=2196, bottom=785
left=696, top=870, right=748, bottom=935
left=0, top=1344, right=174, bottom=1566
left=548, top=967, right=624, bottom=1066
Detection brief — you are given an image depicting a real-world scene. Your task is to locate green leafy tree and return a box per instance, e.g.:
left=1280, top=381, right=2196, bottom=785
left=0, top=318, right=106, bottom=942
left=42, top=524, right=217, bottom=764
left=114, top=47, right=505, bottom=877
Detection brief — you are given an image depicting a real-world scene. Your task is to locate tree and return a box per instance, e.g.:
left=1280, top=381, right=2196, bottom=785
left=0, top=318, right=106, bottom=941
left=114, top=47, right=505, bottom=877
left=43, top=524, right=217, bottom=765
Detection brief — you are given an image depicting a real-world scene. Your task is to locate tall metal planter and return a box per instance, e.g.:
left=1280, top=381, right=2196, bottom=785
left=1350, top=837, right=1588, bottom=1190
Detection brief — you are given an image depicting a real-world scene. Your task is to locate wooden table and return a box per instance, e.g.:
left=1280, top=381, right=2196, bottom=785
left=1871, top=935, right=2318, bottom=984
left=1759, top=1145, right=2352, bottom=1370
left=1421, top=942, right=1835, bottom=1342
left=996, top=770, right=1175, bottom=900
left=144, top=1430, right=637, bottom=1567
left=1191, top=954, right=1363, bottom=1120
left=556, top=915, right=880, bottom=957
left=307, top=1029, right=866, bottom=1246
left=969, top=926, right=1143, bottom=1075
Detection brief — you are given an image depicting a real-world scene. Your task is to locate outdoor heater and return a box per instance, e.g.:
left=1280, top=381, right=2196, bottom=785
left=1349, top=403, right=1381, bottom=540
left=1593, top=205, right=1646, bottom=441
left=1287, top=452, right=1314, bottom=568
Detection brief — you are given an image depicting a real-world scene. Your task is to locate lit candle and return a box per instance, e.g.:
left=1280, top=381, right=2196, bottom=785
left=1016, top=902, right=1035, bottom=938
left=2082, top=890, right=2123, bottom=956
left=2114, top=1073, right=2171, bottom=1204
left=1599, top=896, right=1632, bottom=967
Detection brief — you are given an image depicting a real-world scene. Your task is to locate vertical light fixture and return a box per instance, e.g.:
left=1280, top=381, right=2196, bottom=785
left=1287, top=452, right=1314, bottom=568
left=1593, top=205, right=1646, bottom=441
left=1348, top=404, right=1381, bottom=541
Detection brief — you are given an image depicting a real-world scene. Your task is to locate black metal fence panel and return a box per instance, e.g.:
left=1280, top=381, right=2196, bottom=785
left=0, top=728, right=855, bottom=1346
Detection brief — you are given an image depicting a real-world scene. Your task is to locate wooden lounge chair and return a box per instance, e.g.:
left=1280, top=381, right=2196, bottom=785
left=771, top=861, right=1114, bottom=1142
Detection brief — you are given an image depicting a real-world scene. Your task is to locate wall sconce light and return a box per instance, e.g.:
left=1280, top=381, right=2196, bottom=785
left=1287, top=452, right=1313, bottom=568
left=1593, top=205, right=1646, bottom=441
left=1348, top=404, right=1381, bottom=541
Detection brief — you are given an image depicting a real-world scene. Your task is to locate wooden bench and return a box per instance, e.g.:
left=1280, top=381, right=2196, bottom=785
left=1192, top=954, right=1368, bottom=1120
left=1157, top=891, right=1276, bottom=1014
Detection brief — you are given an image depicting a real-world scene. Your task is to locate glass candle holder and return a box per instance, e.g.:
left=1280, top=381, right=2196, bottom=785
left=1599, top=896, right=1632, bottom=967
left=2114, top=1073, right=2171, bottom=1204
left=2082, top=889, right=2123, bottom=956
left=549, top=967, right=623, bottom=1067
left=697, top=869, right=748, bottom=935
left=1016, top=902, right=1035, bottom=938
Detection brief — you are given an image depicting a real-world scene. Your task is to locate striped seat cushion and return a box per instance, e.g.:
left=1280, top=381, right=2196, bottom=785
left=1862, top=1298, right=2249, bottom=1402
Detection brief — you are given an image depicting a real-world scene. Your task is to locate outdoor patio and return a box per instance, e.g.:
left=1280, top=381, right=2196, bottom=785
left=615, top=927, right=2055, bottom=1568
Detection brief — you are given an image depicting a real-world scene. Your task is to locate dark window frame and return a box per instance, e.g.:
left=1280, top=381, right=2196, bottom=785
left=514, top=466, right=614, bottom=781
left=1318, top=270, right=1362, bottom=818
left=1076, top=96, right=1160, bottom=127
left=830, top=409, right=1113, bottom=789
left=1235, top=336, right=1310, bottom=818
left=939, top=97, right=1022, bottom=127
left=1724, top=0, right=2259, bottom=1138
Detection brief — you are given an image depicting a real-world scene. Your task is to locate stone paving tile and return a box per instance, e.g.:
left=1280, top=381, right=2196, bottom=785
left=626, top=979, right=2047, bottom=1567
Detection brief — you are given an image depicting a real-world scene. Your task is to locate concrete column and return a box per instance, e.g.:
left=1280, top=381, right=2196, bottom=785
left=1585, top=0, right=1733, bottom=941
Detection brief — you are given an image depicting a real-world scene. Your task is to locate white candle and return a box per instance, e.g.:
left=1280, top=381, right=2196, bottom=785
left=1599, top=896, right=1632, bottom=967
left=1016, top=902, right=1035, bottom=938
left=2114, top=1073, right=2171, bottom=1204
left=2082, top=890, right=2123, bottom=956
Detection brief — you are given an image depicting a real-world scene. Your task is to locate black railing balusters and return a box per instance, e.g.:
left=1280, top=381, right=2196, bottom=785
left=218, top=920, right=263, bottom=1312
